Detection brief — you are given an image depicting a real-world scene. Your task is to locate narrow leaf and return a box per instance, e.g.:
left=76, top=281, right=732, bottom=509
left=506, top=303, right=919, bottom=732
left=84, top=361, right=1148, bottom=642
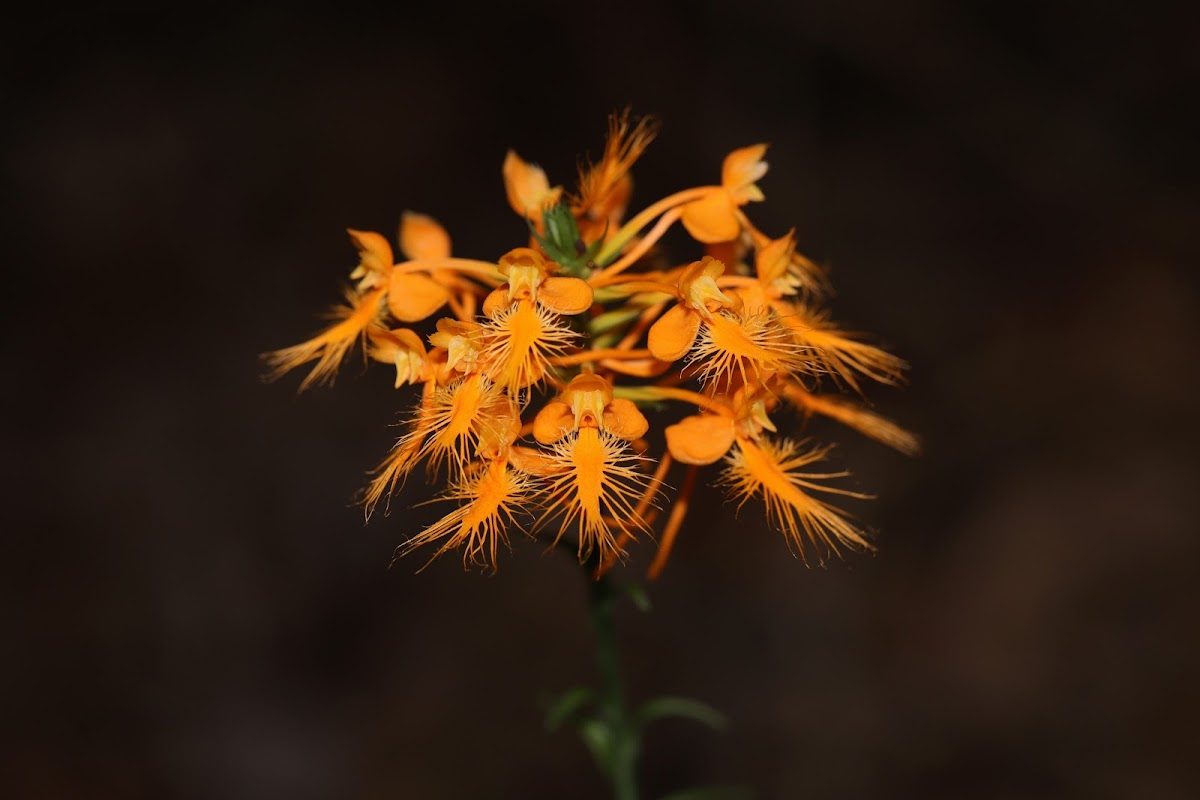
left=577, top=718, right=614, bottom=771
left=543, top=686, right=595, bottom=731
left=636, top=696, right=728, bottom=732
left=589, top=308, right=643, bottom=336
left=623, top=583, right=653, bottom=613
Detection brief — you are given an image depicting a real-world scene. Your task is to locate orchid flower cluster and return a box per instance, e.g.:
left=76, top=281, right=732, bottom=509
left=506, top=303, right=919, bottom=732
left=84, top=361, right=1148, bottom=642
left=267, top=114, right=915, bottom=577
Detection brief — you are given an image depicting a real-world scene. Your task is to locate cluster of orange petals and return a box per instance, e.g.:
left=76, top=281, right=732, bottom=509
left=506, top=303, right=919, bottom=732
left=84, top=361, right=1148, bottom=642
left=267, top=114, right=915, bottom=576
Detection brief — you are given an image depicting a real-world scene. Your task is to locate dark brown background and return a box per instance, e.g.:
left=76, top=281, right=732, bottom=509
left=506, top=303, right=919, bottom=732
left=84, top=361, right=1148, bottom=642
left=4, top=3, right=1198, bottom=798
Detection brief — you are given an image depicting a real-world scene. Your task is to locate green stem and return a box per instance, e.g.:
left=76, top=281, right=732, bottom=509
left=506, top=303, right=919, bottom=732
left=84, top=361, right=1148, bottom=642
left=588, top=568, right=640, bottom=800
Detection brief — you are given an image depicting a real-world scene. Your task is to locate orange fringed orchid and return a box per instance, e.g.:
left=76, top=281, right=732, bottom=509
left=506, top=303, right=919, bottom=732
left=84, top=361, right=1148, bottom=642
left=663, top=387, right=871, bottom=565
left=647, top=256, right=807, bottom=389
left=388, top=212, right=454, bottom=322
left=265, top=215, right=503, bottom=390
left=679, top=144, right=768, bottom=243
left=368, top=327, right=434, bottom=389
left=480, top=248, right=591, bottom=391
left=572, top=113, right=658, bottom=243
left=503, top=151, right=563, bottom=225
left=263, top=229, right=390, bottom=390
left=533, top=374, right=653, bottom=563
left=482, top=247, right=593, bottom=317
left=268, top=113, right=913, bottom=574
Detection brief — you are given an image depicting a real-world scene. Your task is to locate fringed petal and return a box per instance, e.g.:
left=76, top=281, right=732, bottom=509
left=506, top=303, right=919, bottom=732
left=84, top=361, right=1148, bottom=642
left=574, top=111, right=658, bottom=225
left=538, top=427, right=654, bottom=563
left=784, top=385, right=919, bottom=456
left=263, top=286, right=386, bottom=390
left=721, top=438, right=872, bottom=563
left=507, top=445, right=559, bottom=476
left=780, top=303, right=908, bottom=391
left=481, top=300, right=576, bottom=391
left=398, top=460, right=532, bottom=572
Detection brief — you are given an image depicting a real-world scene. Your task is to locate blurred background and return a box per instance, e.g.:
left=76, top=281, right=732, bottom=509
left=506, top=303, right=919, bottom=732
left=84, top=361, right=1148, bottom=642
left=4, top=2, right=1198, bottom=798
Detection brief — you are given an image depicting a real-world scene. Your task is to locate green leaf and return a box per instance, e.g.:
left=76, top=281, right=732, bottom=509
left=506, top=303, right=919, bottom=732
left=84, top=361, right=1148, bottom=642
left=623, top=583, right=652, bottom=613
left=589, top=332, right=620, bottom=351
left=577, top=718, right=614, bottom=770
left=609, top=384, right=669, bottom=411
left=592, top=285, right=672, bottom=303
left=543, top=686, right=595, bottom=731
left=636, top=696, right=728, bottom=733
left=657, top=786, right=754, bottom=800
left=533, top=204, right=591, bottom=276
left=580, top=234, right=605, bottom=265
left=589, top=307, right=643, bottom=336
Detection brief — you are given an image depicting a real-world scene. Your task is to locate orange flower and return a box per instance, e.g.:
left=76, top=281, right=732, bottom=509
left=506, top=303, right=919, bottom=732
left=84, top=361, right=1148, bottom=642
left=480, top=301, right=577, bottom=392
left=532, top=374, right=654, bottom=562
left=690, top=308, right=812, bottom=389
left=362, top=373, right=499, bottom=512
left=658, top=386, right=869, bottom=565
left=572, top=111, right=658, bottom=242
left=752, top=229, right=804, bottom=300
left=367, top=327, right=434, bottom=388
left=663, top=386, right=773, bottom=467
left=746, top=225, right=828, bottom=299
left=532, top=373, right=649, bottom=444
left=720, top=437, right=871, bottom=563
left=726, top=232, right=902, bottom=391
left=647, top=256, right=739, bottom=360
left=482, top=247, right=593, bottom=318
left=347, top=228, right=395, bottom=291
left=266, top=219, right=502, bottom=390
left=399, top=459, right=535, bottom=572
left=782, top=381, right=920, bottom=456
left=679, top=144, right=768, bottom=243
left=777, top=302, right=907, bottom=392
left=263, top=229, right=389, bottom=390
left=647, top=257, right=806, bottom=388
left=388, top=212, right=454, bottom=323
left=502, top=150, right=563, bottom=222
left=428, top=318, right=487, bottom=376
left=475, top=248, right=593, bottom=391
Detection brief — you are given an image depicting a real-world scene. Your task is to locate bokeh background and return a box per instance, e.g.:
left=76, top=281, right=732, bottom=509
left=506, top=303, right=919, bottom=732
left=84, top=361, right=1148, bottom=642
left=5, top=3, right=1198, bottom=798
